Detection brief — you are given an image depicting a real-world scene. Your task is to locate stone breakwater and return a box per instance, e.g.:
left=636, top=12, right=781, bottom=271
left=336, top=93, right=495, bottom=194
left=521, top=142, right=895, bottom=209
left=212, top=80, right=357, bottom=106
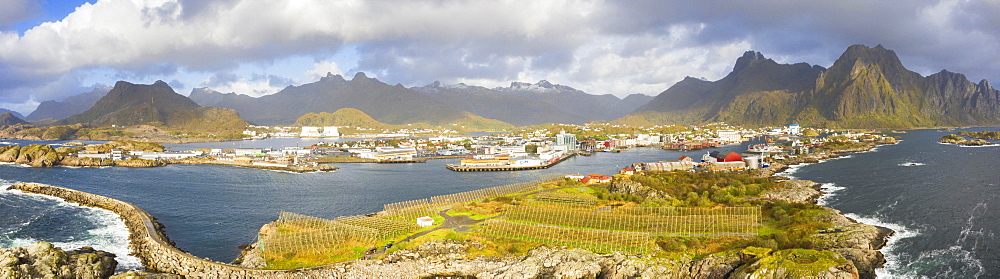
left=5, top=182, right=355, bottom=278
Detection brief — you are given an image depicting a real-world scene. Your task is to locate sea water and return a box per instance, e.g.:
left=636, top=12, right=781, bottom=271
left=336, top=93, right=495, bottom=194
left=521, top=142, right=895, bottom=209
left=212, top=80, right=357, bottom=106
left=2, top=130, right=998, bottom=277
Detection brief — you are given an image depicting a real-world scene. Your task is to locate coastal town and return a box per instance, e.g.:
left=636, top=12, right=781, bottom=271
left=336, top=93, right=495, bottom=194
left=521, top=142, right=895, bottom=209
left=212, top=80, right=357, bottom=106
left=1, top=122, right=898, bottom=177
left=0, top=123, right=903, bottom=278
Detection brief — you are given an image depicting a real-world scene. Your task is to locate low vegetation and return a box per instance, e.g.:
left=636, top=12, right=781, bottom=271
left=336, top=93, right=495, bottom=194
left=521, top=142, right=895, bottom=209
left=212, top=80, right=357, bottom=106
left=255, top=171, right=844, bottom=270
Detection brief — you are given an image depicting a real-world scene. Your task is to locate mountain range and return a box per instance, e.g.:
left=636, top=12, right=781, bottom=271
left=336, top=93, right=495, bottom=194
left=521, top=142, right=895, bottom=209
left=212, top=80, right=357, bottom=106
left=623, top=44, right=1000, bottom=128
left=25, top=86, right=110, bottom=121
left=189, top=72, right=508, bottom=127
left=59, top=80, right=248, bottom=130
left=15, top=44, right=1000, bottom=130
left=412, top=80, right=653, bottom=126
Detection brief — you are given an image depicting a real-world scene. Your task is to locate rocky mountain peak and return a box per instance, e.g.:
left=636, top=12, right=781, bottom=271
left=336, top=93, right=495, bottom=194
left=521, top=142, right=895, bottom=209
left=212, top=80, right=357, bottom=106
left=837, top=44, right=903, bottom=69
left=979, top=79, right=993, bottom=91
left=353, top=72, right=370, bottom=80
left=732, top=50, right=773, bottom=73
left=152, top=80, right=171, bottom=88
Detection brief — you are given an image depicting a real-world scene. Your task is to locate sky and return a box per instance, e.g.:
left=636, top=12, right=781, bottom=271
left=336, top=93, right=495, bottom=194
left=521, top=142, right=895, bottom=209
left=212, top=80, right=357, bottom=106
left=1, top=0, right=999, bottom=115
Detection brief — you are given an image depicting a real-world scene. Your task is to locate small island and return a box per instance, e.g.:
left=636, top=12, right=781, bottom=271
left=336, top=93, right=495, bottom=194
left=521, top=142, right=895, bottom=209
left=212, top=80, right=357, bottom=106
left=938, top=134, right=991, bottom=146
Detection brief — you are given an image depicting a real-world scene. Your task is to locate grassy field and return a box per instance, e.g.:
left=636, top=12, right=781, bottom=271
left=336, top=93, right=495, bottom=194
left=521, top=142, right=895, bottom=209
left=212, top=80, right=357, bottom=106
left=254, top=171, right=837, bottom=269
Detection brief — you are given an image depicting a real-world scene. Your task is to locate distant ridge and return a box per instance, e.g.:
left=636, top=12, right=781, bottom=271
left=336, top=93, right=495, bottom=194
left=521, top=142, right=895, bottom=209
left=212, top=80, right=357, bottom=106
left=26, top=86, right=110, bottom=121
left=190, top=72, right=508, bottom=127
left=0, top=112, right=28, bottom=126
left=0, top=108, right=25, bottom=120
left=623, top=44, right=1000, bottom=128
left=412, top=80, right=653, bottom=125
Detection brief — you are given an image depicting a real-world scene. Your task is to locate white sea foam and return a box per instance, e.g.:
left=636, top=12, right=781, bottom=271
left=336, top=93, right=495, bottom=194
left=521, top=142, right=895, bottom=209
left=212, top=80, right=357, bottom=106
left=1, top=186, right=142, bottom=271
left=859, top=203, right=990, bottom=278
left=844, top=212, right=923, bottom=279
left=957, top=143, right=1000, bottom=148
left=815, top=183, right=845, bottom=206
left=265, top=169, right=329, bottom=174
left=897, top=162, right=926, bottom=167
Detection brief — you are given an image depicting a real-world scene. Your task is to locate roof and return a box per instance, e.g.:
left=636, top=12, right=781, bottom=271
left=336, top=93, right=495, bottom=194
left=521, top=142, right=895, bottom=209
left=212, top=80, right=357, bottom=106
left=724, top=152, right=743, bottom=162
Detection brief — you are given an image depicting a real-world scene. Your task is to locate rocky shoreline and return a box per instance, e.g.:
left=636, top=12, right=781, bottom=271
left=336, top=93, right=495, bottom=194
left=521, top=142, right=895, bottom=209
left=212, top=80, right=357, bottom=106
left=0, top=144, right=337, bottom=173
left=3, top=139, right=896, bottom=278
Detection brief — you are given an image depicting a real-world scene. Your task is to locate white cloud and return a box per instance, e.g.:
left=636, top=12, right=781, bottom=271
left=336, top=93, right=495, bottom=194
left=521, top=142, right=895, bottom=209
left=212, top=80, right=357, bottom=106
left=2, top=0, right=1000, bottom=106
left=201, top=77, right=283, bottom=98
left=305, top=61, right=343, bottom=82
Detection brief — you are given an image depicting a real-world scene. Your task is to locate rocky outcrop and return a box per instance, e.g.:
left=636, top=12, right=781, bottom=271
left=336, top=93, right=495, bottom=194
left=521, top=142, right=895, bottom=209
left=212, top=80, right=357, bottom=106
left=114, top=158, right=166, bottom=167
left=806, top=208, right=892, bottom=279
left=609, top=178, right=671, bottom=199
left=0, top=242, right=117, bottom=279
left=731, top=249, right=858, bottom=279
left=109, top=270, right=183, bottom=279
left=761, top=180, right=823, bottom=204
left=0, top=144, right=64, bottom=167
left=939, top=134, right=990, bottom=146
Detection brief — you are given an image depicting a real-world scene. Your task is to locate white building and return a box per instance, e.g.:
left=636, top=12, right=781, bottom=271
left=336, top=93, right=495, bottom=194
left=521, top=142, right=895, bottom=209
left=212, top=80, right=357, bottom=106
left=282, top=147, right=314, bottom=156
left=716, top=130, right=742, bottom=143
left=300, top=127, right=322, bottom=137
left=322, top=126, right=340, bottom=137
left=139, top=152, right=200, bottom=160
left=233, top=148, right=265, bottom=156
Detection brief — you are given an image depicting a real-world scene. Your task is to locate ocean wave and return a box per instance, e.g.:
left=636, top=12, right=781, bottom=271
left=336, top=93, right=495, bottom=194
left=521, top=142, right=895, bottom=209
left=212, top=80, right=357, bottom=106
left=775, top=163, right=808, bottom=179
left=815, top=182, right=845, bottom=206
left=861, top=203, right=991, bottom=278
left=0, top=187, right=142, bottom=271
left=843, top=213, right=922, bottom=279
left=898, top=162, right=926, bottom=167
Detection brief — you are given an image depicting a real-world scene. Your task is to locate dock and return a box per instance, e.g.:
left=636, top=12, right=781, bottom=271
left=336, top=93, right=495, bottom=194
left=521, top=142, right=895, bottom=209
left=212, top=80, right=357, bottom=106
left=445, top=154, right=575, bottom=172
left=377, top=158, right=427, bottom=164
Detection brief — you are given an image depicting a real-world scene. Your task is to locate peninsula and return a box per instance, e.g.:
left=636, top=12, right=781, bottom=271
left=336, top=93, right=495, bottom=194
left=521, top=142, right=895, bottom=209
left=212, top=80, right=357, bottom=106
left=2, top=130, right=896, bottom=278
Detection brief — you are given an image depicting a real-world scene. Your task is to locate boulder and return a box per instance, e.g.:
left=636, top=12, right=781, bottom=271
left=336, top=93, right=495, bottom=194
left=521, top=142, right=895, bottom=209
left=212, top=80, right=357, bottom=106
left=0, top=242, right=116, bottom=279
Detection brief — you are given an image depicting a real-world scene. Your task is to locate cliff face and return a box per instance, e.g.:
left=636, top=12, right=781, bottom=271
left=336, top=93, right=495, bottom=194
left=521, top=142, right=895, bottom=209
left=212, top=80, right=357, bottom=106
left=627, top=44, right=1000, bottom=128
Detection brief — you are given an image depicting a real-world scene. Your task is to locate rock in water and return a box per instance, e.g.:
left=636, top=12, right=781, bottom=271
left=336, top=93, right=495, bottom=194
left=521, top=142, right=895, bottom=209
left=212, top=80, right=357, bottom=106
left=0, top=242, right=117, bottom=279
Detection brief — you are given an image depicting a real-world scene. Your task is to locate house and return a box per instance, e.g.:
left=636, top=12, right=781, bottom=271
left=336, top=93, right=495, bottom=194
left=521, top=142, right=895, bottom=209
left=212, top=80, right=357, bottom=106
left=416, top=216, right=434, bottom=227
left=581, top=174, right=612, bottom=184
left=620, top=168, right=635, bottom=175
left=300, top=127, right=322, bottom=137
